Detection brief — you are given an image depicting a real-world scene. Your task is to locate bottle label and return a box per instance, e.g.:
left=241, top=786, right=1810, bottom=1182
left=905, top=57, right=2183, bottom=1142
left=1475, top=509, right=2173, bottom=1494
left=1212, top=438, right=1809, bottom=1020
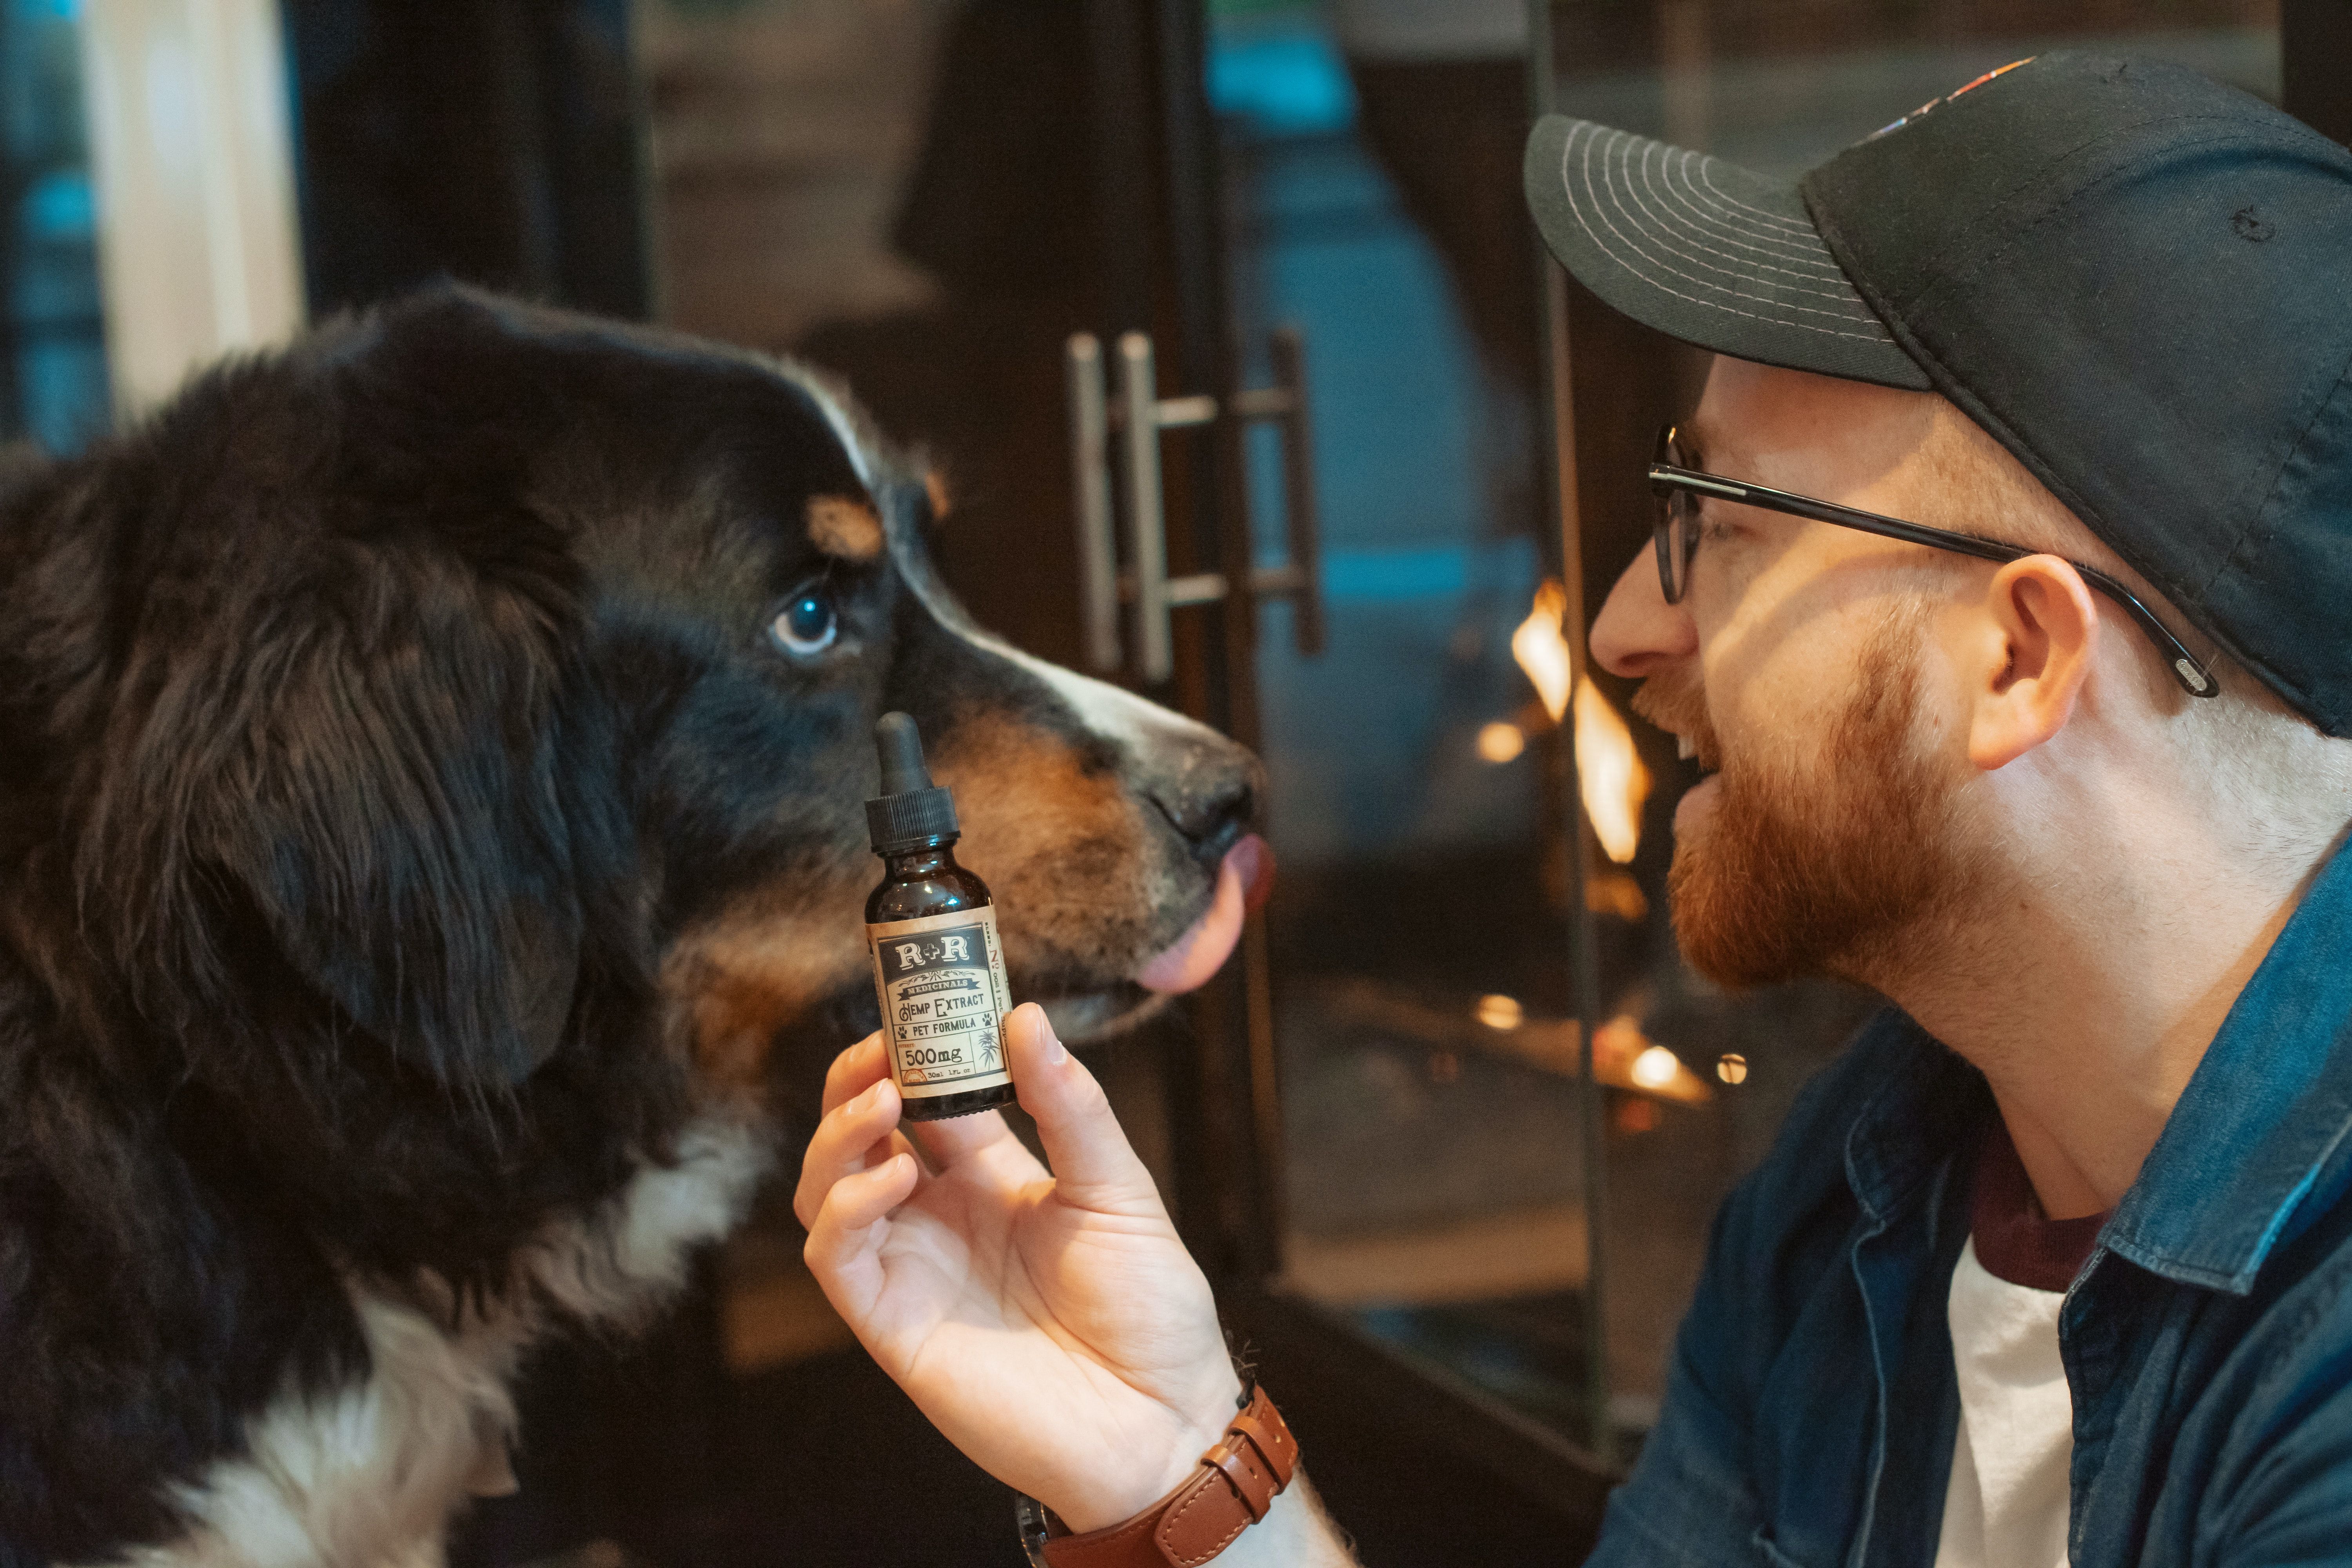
left=867, top=905, right=1015, bottom=1099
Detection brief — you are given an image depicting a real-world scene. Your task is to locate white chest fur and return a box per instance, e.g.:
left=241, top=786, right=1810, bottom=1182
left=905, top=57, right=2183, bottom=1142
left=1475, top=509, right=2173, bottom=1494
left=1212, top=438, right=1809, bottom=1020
left=93, top=1120, right=769, bottom=1568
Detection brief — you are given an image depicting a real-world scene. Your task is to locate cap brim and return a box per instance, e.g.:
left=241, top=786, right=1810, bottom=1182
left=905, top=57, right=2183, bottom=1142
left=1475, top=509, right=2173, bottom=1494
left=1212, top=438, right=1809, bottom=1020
left=1524, top=116, right=1930, bottom=392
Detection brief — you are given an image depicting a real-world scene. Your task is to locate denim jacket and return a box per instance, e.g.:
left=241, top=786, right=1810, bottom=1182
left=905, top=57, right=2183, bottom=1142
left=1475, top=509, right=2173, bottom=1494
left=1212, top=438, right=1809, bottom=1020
left=1591, top=842, right=2352, bottom=1567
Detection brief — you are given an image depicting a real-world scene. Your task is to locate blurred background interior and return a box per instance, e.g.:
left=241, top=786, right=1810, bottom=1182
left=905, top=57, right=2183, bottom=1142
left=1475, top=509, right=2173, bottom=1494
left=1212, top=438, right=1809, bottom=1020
left=4, top=1, right=2341, bottom=1563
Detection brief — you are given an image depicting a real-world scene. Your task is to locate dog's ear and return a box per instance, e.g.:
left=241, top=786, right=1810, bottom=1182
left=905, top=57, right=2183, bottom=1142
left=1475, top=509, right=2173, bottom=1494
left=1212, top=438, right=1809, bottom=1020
left=64, top=296, right=616, bottom=1093
left=235, top=563, right=593, bottom=1088
left=102, top=537, right=595, bottom=1092
left=213, top=556, right=589, bottom=1089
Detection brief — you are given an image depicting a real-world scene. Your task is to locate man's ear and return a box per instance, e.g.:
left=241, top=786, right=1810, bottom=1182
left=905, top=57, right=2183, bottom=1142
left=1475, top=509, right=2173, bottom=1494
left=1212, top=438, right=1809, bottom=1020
left=1966, top=555, right=2100, bottom=772
left=185, top=559, right=590, bottom=1091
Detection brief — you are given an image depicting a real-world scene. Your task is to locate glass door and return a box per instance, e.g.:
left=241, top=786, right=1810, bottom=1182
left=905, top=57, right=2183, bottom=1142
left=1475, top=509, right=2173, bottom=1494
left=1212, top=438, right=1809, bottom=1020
left=1204, top=0, right=1622, bottom=1468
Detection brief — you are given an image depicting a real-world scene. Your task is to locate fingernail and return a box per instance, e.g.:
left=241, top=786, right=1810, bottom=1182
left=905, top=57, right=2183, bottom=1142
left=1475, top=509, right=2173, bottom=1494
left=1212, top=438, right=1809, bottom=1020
left=859, top=1080, right=886, bottom=1111
left=1042, top=1013, right=1068, bottom=1065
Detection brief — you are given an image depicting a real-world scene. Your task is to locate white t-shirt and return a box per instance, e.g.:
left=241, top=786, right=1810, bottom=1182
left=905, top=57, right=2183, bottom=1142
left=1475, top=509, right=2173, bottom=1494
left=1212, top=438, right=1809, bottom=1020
left=1935, top=1236, right=2074, bottom=1568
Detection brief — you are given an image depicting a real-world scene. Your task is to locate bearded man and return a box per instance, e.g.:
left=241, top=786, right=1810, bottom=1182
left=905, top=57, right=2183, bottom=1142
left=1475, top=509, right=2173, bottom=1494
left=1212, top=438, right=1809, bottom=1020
left=795, top=52, right=2352, bottom=1568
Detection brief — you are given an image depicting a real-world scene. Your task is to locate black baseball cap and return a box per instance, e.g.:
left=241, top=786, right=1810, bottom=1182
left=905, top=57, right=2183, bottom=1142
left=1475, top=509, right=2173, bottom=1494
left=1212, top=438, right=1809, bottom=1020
left=1524, top=52, right=2352, bottom=736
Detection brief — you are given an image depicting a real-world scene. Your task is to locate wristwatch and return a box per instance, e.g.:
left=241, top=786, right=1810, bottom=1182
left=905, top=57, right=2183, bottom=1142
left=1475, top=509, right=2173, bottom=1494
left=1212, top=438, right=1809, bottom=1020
left=1016, top=1384, right=1298, bottom=1568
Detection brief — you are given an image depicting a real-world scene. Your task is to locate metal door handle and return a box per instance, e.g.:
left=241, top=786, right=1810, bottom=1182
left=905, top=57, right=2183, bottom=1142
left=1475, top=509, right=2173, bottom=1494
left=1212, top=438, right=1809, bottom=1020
left=1066, top=333, right=1118, bottom=671
left=1064, top=327, right=1327, bottom=682
left=1118, top=332, right=1176, bottom=683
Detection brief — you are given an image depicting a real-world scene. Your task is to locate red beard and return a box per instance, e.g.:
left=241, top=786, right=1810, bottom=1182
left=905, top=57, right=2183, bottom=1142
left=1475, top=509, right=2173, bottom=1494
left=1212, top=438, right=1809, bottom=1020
left=1633, top=613, right=1978, bottom=989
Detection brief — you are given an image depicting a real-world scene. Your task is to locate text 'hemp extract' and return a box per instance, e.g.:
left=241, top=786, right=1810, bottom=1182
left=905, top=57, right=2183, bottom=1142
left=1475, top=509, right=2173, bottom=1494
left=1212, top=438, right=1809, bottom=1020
left=864, top=712, right=1017, bottom=1122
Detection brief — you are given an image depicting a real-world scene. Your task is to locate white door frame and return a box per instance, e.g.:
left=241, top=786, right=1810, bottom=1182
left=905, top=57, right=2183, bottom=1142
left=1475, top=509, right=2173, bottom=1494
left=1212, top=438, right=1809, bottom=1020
left=78, top=0, right=304, bottom=417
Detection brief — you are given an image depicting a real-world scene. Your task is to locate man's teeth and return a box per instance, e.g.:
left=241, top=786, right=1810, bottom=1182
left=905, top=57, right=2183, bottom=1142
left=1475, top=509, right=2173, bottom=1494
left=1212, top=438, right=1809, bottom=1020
left=1678, top=734, right=1697, bottom=761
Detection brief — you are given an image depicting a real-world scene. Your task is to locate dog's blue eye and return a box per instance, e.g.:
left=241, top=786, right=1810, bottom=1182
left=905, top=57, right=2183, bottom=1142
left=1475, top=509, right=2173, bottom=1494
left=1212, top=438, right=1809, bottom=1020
left=770, top=590, right=838, bottom=656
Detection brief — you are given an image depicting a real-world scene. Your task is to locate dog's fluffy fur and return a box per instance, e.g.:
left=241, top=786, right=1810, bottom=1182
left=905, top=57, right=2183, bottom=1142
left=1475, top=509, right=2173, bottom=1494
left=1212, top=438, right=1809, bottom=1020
left=0, top=289, right=1258, bottom=1568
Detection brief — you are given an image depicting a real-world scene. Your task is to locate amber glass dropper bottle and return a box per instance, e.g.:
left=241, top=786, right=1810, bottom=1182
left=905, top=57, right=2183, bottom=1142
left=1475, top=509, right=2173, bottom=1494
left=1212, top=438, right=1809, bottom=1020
left=863, top=712, right=1018, bottom=1122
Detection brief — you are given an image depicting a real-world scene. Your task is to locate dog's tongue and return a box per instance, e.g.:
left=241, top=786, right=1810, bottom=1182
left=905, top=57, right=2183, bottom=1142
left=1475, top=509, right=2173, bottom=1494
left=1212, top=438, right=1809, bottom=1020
left=1136, top=835, right=1275, bottom=994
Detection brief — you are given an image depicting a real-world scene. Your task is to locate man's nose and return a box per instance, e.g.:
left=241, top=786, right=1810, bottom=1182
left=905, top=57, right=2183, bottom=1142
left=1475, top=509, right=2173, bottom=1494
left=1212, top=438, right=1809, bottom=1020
left=1589, top=546, right=1697, bottom=679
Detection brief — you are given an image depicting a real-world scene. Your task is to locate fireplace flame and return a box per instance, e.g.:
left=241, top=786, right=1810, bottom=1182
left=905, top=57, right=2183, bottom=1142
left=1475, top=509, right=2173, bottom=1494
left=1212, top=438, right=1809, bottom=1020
left=1574, top=671, right=1649, bottom=864
left=1512, top=581, right=1652, bottom=864
left=1510, top=581, right=1575, bottom=722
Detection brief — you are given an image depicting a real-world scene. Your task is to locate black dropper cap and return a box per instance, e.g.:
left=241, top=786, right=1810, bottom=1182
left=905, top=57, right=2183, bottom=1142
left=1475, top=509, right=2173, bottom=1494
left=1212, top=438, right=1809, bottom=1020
left=866, top=712, right=961, bottom=853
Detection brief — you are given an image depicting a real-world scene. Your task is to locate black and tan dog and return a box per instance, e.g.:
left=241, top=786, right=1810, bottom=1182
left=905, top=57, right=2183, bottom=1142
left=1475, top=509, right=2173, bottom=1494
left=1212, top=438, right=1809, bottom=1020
left=0, top=288, right=1270, bottom=1568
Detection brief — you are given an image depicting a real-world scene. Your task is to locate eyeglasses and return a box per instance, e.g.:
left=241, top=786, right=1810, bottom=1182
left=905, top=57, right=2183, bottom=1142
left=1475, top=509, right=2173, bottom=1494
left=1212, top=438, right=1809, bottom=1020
left=1648, top=424, right=2217, bottom=700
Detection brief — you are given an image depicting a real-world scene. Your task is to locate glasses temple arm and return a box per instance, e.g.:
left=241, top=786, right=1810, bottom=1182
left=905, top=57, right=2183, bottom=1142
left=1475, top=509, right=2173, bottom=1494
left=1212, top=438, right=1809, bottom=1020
left=1650, top=465, right=2218, bottom=698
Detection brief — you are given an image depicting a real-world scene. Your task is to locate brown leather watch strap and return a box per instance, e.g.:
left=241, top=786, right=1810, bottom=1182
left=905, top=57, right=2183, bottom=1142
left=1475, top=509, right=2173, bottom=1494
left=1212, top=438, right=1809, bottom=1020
left=1038, top=1386, right=1298, bottom=1568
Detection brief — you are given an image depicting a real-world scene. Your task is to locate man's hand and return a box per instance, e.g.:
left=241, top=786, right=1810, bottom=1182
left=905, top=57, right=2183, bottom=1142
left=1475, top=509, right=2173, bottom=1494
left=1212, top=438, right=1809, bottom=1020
left=795, top=1004, right=1243, bottom=1532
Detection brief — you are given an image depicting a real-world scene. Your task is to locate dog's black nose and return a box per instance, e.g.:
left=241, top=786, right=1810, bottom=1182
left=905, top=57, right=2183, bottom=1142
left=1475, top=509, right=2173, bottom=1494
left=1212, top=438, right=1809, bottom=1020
left=1152, top=754, right=1258, bottom=864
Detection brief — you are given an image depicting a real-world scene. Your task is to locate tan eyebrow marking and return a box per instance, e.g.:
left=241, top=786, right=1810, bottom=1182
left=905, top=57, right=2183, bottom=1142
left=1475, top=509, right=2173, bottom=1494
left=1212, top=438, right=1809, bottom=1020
left=924, top=469, right=951, bottom=523
left=807, top=495, right=884, bottom=560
